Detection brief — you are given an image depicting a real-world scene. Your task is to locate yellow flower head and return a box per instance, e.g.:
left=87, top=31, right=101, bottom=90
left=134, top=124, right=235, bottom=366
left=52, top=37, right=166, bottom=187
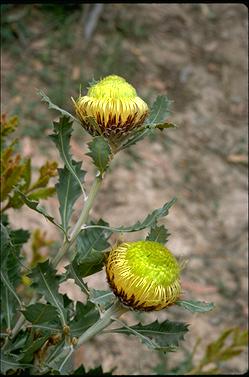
left=72, top=75, right=148, bottom=139
left=105, top=240, right=181, bottom=311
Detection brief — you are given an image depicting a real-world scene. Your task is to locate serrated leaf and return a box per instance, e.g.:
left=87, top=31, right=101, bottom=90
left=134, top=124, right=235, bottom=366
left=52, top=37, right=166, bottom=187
left=109, top=319, right=189, bottom=352
left=73, top=365, right=113, bottom=375
left=0, top=353, right=32, bottom=374
left=156, top=122, right=177, bottom=130
left=50, top=116, right=86, bottom=199
left=20, top=334, right=50, bottom=363
left=114, top=197, right=176, bottom=232
left=10, top=228, right=30, bottom=248
left=69, top=255, right=104, bottom=280
left=144, top=95, right=172, bottom=126
left=120, top=126, right=151, bottom=150
left=56, top=161, right=86, bottom=232
left=0, top=265, right=23, bottom=310
left=76, top=219, right=111, bottom=263
left=29, top=261, right=67, bottom=327
left=48, top=344, right=74, bottom=375
left=87, top=136, right=111, bottom=175
left=66, top=262, right=89, bottom=295
left=38, top=90, right=79, bottom=123
left=22, top=303, right=60, bottom=324
left=89, top=289, right=115, bottom=308
left=176, top=300, right=215, bottom=313
left=17, top=190, right=65, bottom=234
left=146, top=225, right=170, bottom=244
left=70, top=301, right=99, bottom=337
left=0, top=223, right=11, bottom=258
left=0, top=225, right=29, bottom=328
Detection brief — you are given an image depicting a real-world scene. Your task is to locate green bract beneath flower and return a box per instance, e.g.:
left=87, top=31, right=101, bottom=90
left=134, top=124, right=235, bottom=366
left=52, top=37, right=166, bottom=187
left=72, top=75, right=148, bottom=140
left=105, top=240, right=181, bottom=311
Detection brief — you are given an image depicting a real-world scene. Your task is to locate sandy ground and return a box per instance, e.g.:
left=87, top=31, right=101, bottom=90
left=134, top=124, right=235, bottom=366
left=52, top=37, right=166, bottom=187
left=2, top=3, right=248, bottom=375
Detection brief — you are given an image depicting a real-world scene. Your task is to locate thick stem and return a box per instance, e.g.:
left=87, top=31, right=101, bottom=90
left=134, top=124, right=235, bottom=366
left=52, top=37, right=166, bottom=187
left=77, top=300, right=127, bottom=347
left=51, top=174, right=103, bottom=267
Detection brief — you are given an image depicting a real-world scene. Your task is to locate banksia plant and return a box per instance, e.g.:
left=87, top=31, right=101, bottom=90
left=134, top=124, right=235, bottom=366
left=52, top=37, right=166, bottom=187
left=106, top=241, right=181, bottom=311
left=0, top=79, right=217, bottom=376
left=72, top=75, right=148, bottom=147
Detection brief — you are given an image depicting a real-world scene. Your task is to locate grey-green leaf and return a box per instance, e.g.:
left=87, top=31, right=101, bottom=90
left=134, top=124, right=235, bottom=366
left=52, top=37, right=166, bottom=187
left=47, top=343, right=74, bottom=375
left=29, top=261, right=67, bottom=327
left=20, top=334, right=50, bottom=363
left=56, top=161, right=86, bottom=232
left=66, top=263, right=89, bottom=295
left=50, top=116, right=86, bottom=199
left=22, top=303, right=60, bottom=324
left=76, top=219, right=111, bottom=263
left=87, top=136, right=111, bottom=175
left=0, top=354, right=33, bottom=374
left=116, top=197, right=176, bottom=232
left=89, top=289, right=115, bottom=308
left=16, top=190, right=65, bottom=234
left=70, top=302, right=99, bottom=337
left=176, top=300, right=215, bottom=313
left=109, top=320, right=189, bottom=352
left=146, top=225, right=170, bottom=244
left=144, top=95, right=172, bottom=126
left=38, top=90, right=79, bottom=124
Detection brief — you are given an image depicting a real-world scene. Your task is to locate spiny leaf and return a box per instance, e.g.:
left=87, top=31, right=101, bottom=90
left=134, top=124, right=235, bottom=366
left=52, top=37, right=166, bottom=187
left=47, top=343, right=74, bottom=375
left=0, top=354, right=33, bottom=374
left=156, top=122, right=177, bottom=131
left=119, top=126, right=151, bottom=150
left=73, top=365, right=114, bottom=375
left=20, top=334, right=50, bottom=363
left=22, top=303, right=60, bottom=324
left=69, top=253, right=105, bottom=279
left=66, top=262, right=89, bottom=295
left=0, top=225, right=29, bottom=328
left=109, top=319, right=189, bottom=352
left=29, top=260, right=67, bottom=327
left=146, top=224, right=170, bottom=244
left=87, top=136, right=111, bottom=175
left=56, top=161, right=86, bottom=232
left=70, top=301, right=99, bottom=337
left=176, top=300, right=215, bottom=313
left=144, top=95, right=172, bottom=126
left=50, top=116, right=86, bottom=199
left=17, top=190, right=65, bottom=234
left=112, top=197, right=176, bottom=233
left=89, top=289, right=115, bottom=308
left=0, top=270, right=23, bottom=308
left=38, top=90, right=79, bottom=123
left=76, top=219, right=112, bottom=263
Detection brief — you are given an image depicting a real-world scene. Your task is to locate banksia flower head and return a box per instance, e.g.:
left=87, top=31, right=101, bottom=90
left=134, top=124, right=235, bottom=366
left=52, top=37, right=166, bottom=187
left=72, top=75, right=148, bottom=142
left=105, top=240, right=181, bottom=311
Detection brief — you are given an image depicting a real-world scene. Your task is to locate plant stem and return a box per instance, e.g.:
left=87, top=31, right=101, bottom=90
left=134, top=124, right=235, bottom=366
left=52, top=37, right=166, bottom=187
left=51, top=173, right=103, bottom=267
left=77, top=300, right=127, bottom=347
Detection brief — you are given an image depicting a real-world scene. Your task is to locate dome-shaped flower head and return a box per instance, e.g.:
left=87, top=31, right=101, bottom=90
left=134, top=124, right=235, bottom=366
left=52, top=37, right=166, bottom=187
left=105, top=240, right=181, bottom=311
left=72, top=75, right=148, bottom=141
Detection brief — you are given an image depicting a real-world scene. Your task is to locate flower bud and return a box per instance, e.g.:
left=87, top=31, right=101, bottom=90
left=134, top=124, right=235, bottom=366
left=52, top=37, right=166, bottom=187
left=72, top=75, right=148, bottom=140
left=105, top=240, right=181, bottom=311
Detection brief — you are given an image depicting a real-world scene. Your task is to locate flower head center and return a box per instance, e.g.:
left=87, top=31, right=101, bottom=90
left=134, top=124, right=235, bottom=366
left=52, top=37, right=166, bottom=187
left=125, top=241, right=180, bottom=286
left=88, top=75, right=137, bottom=100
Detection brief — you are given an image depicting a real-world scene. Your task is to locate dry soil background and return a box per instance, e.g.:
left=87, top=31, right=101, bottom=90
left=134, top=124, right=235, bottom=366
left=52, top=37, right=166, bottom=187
left=2, top=3, right=248, bottom=375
